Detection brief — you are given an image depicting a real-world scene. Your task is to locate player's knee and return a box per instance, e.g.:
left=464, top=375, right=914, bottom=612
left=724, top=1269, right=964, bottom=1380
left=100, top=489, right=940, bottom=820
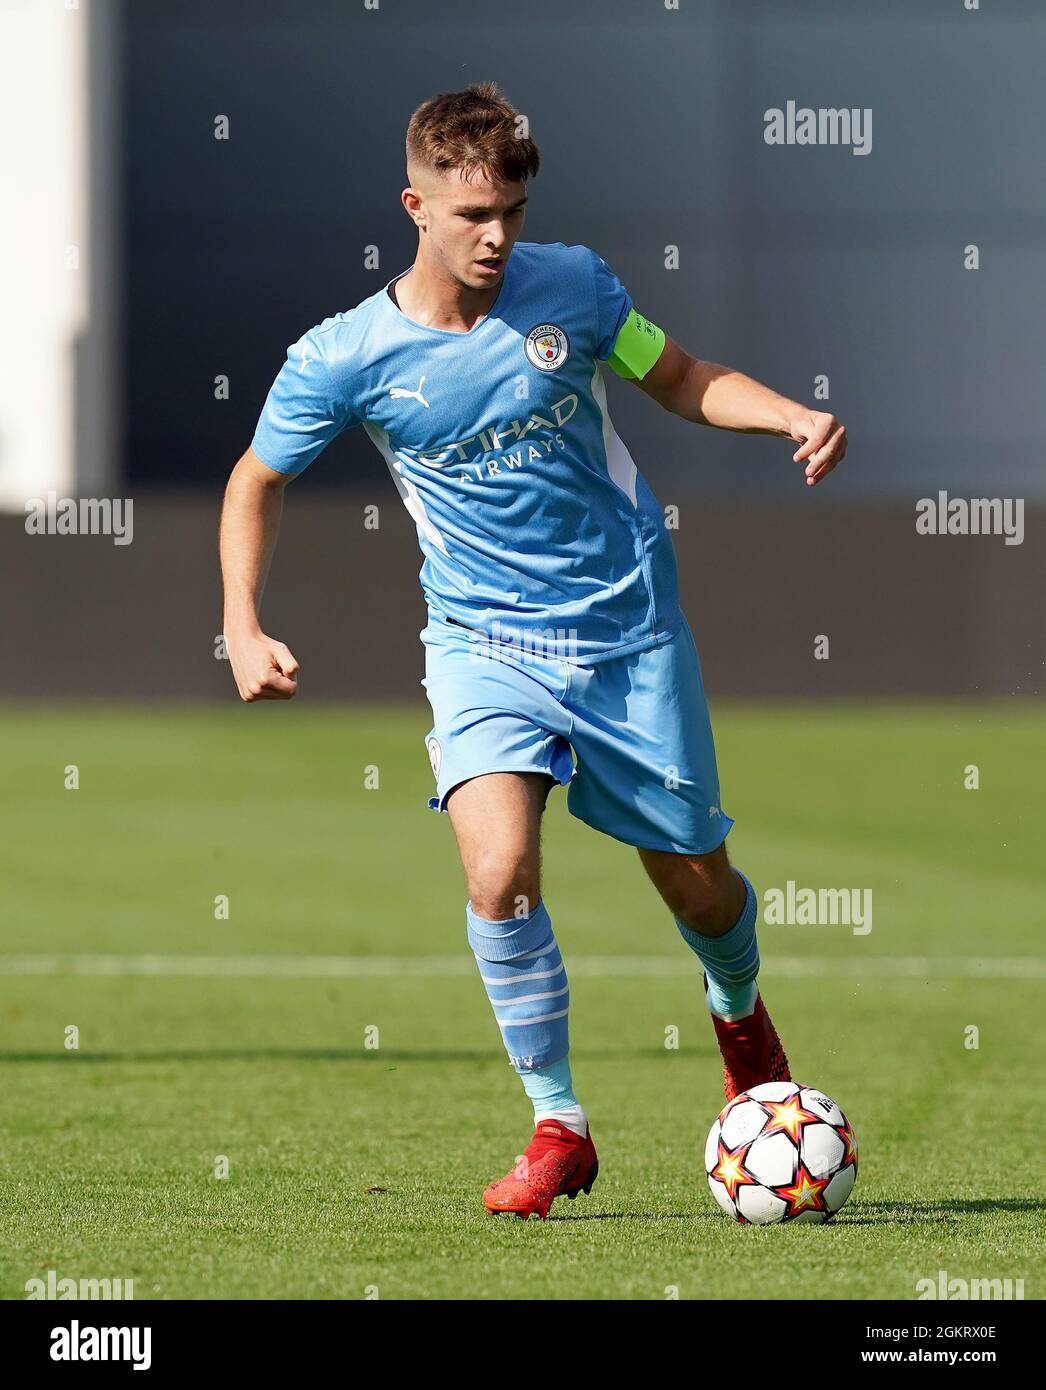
left=469, top=883, right=539, bottom=921
left=467, top=850, right=539, bottom=921
left=672, top=869, right=744, bottom=937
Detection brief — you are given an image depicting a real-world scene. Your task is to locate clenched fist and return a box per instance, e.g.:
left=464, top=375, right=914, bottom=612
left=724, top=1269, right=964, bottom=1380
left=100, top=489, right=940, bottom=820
left=225, top=628, right=299, bottom=701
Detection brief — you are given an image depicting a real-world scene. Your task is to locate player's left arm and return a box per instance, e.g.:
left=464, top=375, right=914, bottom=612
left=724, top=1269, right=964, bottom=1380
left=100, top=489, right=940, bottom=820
left=611, top=317, right=847, bottom=488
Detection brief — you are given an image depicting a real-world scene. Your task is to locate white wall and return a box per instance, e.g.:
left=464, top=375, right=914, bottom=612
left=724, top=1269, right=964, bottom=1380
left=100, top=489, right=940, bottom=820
left=0, top=0, right=117, bottom=512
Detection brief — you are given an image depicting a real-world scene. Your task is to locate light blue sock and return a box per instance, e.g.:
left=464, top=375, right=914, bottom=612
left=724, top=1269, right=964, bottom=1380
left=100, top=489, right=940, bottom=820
left=467, top=899, right=571, bottom=1073
left=673, top=870, right=760, bottom=1020
left=520, top=1055, right=579, bottom=1119
left=467, top=900, right=584, bottom=1131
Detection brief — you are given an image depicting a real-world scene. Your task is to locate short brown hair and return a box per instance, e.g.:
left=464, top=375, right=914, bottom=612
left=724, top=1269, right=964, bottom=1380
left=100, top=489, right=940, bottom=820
left=406, top=81, right=540, bottom=185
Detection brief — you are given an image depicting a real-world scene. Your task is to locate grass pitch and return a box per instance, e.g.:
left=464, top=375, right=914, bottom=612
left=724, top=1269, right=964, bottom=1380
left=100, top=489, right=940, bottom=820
left=0, top=701, right=1043, bottom=1300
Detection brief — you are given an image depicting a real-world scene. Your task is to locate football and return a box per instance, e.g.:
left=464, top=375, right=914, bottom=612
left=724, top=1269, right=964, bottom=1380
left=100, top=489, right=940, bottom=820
left=705, top=1081, right=858, bottom=1225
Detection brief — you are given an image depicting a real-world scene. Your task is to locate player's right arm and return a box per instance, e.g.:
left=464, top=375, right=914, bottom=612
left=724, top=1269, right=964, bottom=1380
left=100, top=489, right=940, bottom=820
left=220, top=446, right=300, bottom=701
left=221, top=321, right=361, bottom=702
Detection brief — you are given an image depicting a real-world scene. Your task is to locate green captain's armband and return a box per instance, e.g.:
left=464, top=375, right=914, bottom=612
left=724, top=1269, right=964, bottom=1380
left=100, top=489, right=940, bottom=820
left=603, top=308, right=666, bottom=380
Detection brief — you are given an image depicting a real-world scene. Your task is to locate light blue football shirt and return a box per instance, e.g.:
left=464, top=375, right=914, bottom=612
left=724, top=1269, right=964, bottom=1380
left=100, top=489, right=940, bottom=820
left=251, top=241, right=681, bottom=662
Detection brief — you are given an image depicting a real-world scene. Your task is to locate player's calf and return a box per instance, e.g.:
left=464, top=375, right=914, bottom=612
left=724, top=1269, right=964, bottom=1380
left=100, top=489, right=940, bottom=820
left=641, top=846, right=791, bottom=1098
left=640, top=842, right=745, bottom=937
left=450, top=769, right=588, bottom=1113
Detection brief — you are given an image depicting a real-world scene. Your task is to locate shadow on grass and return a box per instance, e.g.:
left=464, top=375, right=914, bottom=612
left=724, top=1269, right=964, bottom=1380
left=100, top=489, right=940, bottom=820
left=547, top=1211, right=694, bottom=1224
left=545, top=1198, right=1046, bottom=1227
left=832, top=1198, right=1046, bottom=1225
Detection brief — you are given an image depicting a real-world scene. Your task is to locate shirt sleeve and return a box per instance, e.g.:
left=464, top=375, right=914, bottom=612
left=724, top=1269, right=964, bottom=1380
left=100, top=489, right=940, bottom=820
left=586, top=247, right=667, bottom=380
left=250, top=326, right=359, bottom=476
left=589, top=248, right=634, bottom=363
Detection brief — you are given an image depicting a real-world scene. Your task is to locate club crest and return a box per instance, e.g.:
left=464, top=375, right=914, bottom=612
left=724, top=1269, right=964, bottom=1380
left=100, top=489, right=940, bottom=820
left=426, top=736, right=442, bottom=779
left=525, top=322, right=570, bottom=372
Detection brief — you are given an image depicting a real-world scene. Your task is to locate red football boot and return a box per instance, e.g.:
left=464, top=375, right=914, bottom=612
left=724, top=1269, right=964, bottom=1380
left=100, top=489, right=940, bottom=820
left=483, top=1117, right=599, bottom=1221
left=705, top=978, right=791, bottom=1101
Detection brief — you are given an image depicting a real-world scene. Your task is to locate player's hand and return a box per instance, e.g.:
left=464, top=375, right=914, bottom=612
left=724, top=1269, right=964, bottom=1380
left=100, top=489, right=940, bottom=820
left=788, top=410, right=847, bottom=487
left=225, top=628, right=299, bottom=701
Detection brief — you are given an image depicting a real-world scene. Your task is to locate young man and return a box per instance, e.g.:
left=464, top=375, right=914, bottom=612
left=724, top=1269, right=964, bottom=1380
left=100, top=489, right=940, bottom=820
left=220, top=82, right=847, bottom=1222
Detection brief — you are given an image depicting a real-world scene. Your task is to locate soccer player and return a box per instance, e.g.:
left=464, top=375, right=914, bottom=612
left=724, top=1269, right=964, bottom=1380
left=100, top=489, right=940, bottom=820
left=220, top=82, right=847, bottom=1221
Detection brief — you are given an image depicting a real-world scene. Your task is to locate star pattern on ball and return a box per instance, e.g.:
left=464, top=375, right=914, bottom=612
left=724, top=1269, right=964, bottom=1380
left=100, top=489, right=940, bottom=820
left=775, top=1160, right=832, bottom=1218
left=710, top=1137, right=758, bottom=1202
left=839, top=1117, right=859, bottom=1170
left=760, top=1095, right=823, bottom=1144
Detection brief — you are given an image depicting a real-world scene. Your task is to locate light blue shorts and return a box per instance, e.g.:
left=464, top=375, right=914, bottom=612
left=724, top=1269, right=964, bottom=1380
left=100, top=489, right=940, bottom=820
left=419, top=612, right=733, bottom=856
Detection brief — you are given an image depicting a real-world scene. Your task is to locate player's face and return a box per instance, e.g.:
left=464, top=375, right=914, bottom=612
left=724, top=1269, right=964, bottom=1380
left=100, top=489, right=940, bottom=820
left=415, top=166, right=528, bottom=290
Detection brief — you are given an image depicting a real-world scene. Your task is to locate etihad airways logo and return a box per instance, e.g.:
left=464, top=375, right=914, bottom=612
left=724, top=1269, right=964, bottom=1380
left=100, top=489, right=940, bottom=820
left=395, top=393, right=579, bottom=478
